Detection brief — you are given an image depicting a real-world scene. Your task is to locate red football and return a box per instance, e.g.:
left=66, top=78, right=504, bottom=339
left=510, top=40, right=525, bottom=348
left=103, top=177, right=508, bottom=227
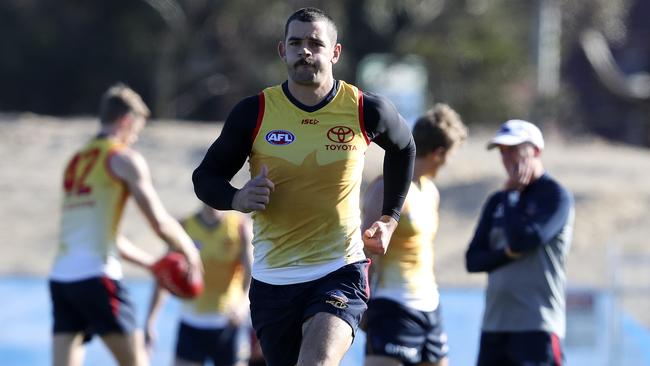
left=151, top=252, right=204, bottom=298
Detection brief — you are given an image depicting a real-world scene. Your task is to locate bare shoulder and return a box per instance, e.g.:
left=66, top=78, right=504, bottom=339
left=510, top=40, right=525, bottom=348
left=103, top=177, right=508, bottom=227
left=428, top=178, right=440, bottom=200
left=233, top=211, right=252, bottom=226
left=108, top=147, right=149, bottom=182
left=430, top=180, right=440, bottom=208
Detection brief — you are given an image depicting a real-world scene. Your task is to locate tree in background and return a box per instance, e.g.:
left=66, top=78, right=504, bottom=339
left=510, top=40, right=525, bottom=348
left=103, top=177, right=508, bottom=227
left=129, top=0, right=538, bottom=126
left=0, top=0, right=165, bottom=116
left=1, top=0, right=646, bottom=144
left=563, top=0, right=650, bottom=146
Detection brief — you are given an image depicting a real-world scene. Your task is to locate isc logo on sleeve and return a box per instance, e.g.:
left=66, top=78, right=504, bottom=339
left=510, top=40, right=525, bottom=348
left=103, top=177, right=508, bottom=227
left=265, top=130, right=296, bottom=145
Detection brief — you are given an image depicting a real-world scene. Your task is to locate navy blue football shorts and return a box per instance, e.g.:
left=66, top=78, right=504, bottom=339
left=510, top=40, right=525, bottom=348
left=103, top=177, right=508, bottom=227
left=175, top=321, right=251, bottom=365
left=477, top=330, right=564, bottom=366
left=49, top=276, right=136, bottom=341
left=365, top=298, right=448, bottom=365
left=249, top=259, right=371, bottom=366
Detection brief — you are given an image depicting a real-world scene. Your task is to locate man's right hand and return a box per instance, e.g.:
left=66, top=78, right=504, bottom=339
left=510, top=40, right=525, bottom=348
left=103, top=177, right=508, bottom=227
left=504, top=155, right=534, bottom=191
left=232, top=165, right=275, bottom=213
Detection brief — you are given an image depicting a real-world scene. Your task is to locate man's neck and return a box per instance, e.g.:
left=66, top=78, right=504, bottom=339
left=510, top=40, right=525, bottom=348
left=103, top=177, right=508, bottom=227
left=286, top=77, right=335, bottom=106
left=413, top=157, right=439, bottom=183
left=412, top=158, right=427, bottom=182
left=97, top=126, right=118, bottom=140
left=198, top=209, right=223, bottom=228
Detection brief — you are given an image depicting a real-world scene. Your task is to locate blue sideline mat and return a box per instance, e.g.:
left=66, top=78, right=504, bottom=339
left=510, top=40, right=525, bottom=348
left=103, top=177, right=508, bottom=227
left=1, top=277, right=649, bottom=365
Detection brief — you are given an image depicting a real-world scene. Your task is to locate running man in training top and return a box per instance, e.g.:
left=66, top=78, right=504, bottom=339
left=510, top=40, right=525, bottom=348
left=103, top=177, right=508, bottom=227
left=193, top=7, right=415, bottom=366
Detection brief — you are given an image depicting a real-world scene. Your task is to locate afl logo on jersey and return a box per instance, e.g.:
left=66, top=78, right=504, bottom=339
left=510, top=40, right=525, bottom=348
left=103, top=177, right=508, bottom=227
left=326, top=126, right=355, bottom=143
left=265, top=130, right=295, bottom=145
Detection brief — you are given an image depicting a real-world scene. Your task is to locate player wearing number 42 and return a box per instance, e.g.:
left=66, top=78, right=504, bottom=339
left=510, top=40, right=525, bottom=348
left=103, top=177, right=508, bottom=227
left=49, top=83, right=202, bottom=366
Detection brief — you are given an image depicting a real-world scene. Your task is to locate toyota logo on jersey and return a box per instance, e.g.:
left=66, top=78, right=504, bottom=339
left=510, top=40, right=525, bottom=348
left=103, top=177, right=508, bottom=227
left=326, top=126, right=355, bottom=143
left=265, top=130, right=296, bottom=145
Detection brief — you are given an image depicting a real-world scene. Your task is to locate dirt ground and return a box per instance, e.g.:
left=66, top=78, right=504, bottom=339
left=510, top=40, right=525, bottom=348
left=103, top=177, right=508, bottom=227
left=2, top=113, right=649, bottom=325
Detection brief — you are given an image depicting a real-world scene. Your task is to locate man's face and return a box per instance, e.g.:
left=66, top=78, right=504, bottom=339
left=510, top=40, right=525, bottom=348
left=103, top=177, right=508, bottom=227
left=279, top=20, right=340, bottom=86
left=121, top=113, right=146, bottom=145
left=498, top=143, right=535, bottom=177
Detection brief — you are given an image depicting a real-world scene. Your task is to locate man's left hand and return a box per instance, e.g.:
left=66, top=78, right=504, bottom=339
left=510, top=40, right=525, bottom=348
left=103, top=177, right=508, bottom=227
left=363, top=215, right=398, bottom=255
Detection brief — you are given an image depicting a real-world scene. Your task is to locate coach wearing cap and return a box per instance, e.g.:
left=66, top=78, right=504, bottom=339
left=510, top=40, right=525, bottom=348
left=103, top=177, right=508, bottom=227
left=465, top=119, right=575, bottom=366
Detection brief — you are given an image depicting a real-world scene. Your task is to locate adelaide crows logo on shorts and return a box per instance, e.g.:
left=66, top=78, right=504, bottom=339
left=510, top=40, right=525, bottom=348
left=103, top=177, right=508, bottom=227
left=265, top=130, right=295, bottom=145
left=325, top=289, right=349, bottom=309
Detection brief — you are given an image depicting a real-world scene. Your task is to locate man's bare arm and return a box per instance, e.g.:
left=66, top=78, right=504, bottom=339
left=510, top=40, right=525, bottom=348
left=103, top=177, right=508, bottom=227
left=110, top=149, right=202, bottom=274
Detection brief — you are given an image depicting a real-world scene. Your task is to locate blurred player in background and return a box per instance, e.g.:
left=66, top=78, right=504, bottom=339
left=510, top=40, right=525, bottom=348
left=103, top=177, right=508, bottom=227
left=49, top=83, right=202, bottom=366
left=363, top=104, right=467, bottom=366
left=192, top=7, right=415, bottom=366
left=145, top=204, right=255, bottom=366
left=465, top=120, right=574, bottom=366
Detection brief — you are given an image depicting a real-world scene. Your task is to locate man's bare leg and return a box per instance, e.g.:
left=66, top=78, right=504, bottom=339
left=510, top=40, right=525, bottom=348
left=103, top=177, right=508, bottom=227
left=364, top=355, right=402, bottom=366
left=423, top=358, right=448, bottom=366
left=101, top=330, right=148, bottom=366
left=365, top=353, right=449, bottom=366
left=297, top=312, right=353, bottom=366
left=174, top=358, right=202, bottom=366
left=53, top=333, right=85, bottom=366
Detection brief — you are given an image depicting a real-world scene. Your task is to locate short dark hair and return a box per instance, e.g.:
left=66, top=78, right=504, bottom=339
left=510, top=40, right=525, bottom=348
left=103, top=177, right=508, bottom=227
left=284, top=7, right=337, bottom=42
left=99, top=83, right=150, bottom=125
left=413, top=103, right=467, bottom=157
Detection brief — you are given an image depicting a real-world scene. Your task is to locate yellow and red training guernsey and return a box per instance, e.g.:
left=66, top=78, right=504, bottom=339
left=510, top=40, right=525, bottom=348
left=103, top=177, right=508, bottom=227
left=50, top=137, right=128, bottom=281
left=179, top=212, right=247, bottom=328
left=249, top=81, right=369, bottom=284
left=373, top=176, right=440, bottom=311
